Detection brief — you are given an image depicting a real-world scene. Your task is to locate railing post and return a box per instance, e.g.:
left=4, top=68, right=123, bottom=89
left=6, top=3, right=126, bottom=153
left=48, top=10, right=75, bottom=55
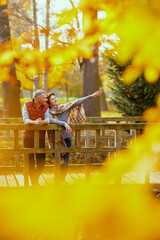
left=75, top=130, right=81, bottom=148
left=143, top=128, right=150, bottom=185
left=54, top=130, right=61, bottom=183
left=116, top=129, right=121, bottom=151
left=115, top=129, right=122, bottom=184
left=34, top=130, right=39, bottom=181
left=95, top=130, right=101, bottom=148
left=136, top=129, right=141, bottom=137
left=85, top=130, right=90, bottom=148
left=144, top=154, right=150, bottom=185
left=14, top=130, right=19, bottom=166
left=24, top=153, right=29, bottom=186
left=85, top=130, right=91, bottom=182
left=34, top=130, right=39, bottom=148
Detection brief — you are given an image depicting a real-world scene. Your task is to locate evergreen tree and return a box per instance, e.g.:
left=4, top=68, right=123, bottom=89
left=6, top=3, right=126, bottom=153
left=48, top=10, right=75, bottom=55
left=107, top=57, right=160, bottom=116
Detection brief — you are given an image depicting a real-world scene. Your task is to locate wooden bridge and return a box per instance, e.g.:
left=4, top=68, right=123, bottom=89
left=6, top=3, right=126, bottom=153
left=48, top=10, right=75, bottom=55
left=0, top=116, right=160, bottom=189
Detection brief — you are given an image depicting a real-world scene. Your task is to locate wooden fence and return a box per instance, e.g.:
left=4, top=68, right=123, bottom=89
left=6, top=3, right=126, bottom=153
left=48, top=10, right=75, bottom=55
left=0, top=117, right=148, bottom=186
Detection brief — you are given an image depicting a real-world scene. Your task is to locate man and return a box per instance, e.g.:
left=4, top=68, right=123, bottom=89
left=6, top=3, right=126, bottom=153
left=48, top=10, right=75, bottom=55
left=22, top=90, right=50, bottom=185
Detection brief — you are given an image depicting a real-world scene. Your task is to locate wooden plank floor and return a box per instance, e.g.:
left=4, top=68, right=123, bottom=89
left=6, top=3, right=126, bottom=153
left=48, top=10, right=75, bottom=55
left=1, top=171, right=160, bottom=187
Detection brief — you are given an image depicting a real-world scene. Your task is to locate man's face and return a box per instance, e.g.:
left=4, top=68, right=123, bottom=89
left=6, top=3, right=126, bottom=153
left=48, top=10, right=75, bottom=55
left=36, top=93, right=48, bottom=106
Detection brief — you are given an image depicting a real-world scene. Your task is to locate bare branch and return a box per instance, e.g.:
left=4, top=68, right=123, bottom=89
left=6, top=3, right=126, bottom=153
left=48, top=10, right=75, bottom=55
left=16, top=69, right=34, bottom=81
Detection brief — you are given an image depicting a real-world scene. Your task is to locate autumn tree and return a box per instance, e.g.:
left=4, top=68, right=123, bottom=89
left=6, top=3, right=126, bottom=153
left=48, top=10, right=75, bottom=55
left=0, top=4, right=21, bottom=117
left=8, top=0, right=40, bottom=93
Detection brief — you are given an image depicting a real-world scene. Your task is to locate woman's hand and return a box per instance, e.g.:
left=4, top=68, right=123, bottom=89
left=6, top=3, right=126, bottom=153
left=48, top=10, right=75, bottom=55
left=64, top=123, right=72, bottom=134
left=91, top=89, right=102, bottom=98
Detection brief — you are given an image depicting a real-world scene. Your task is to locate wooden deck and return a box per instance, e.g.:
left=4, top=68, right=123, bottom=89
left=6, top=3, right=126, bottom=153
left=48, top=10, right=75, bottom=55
left=1, top=171, right=160, bottom=187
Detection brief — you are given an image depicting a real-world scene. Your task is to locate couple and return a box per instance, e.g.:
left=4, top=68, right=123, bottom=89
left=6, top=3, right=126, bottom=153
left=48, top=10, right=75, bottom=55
left=22, top=89, right=102, bottom=185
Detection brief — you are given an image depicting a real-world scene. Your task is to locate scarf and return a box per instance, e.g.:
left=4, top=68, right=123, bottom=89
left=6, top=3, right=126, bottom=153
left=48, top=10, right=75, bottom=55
left=49, top=99, right=86, bottom=124
left=48, top=99, right=86, bottom=160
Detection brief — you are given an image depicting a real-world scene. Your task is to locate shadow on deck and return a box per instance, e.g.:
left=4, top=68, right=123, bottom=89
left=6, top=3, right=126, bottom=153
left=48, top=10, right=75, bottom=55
left=1, top=171, right=160, bottom=189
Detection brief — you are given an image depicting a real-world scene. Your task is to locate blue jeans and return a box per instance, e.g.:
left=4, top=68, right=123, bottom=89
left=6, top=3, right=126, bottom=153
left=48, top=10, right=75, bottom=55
left=63, top=137, right=71, bottom=164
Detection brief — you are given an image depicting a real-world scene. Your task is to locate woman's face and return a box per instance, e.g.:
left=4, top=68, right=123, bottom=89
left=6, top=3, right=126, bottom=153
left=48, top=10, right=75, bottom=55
left=49, top=95, right=58, bottom=107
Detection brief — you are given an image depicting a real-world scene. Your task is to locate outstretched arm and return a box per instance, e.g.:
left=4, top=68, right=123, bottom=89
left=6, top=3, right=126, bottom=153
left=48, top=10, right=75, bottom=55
left=90, top=89, right=102, bottom=98
left=71, top=89, right=102, bottom=108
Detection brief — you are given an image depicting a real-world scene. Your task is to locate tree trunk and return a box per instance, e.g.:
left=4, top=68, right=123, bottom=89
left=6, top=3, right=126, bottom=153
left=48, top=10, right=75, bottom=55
left=99, top=78, right=108, bottom=111
left=82, top=10, right=101, bottom=117
left=32, top=0, right=39, bottom=44
left=65, top=83, right=69, bottom=102
left=34, top=75, right=40, bottom=91
left=32, top=0, right=40, bottom=88
left=43, top=0, right=50, bottom=92
left=0, top=5, right=21, bottom=118
left=83, top=45, right=101, bottom=117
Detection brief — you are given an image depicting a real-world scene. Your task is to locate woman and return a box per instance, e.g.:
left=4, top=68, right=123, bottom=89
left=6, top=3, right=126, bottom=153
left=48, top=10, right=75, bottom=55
left=47, top=89, right=102, bottom=180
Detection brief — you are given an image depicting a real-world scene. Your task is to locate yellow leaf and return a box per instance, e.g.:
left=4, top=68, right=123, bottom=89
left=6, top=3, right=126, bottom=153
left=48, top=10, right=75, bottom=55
left=0, top=51, right=14, bottom=66
left=6, top=8, right=11, bottom=15
left=83, top=13, right=93, bottom=34
left=77, top=43, right=93, bottom=58
left=25, top=66, right=37, bottom=77
left=25, top=4, right=31, bottom=10
left=0, top=68, right=10, bottom=82
left=40, top=27, right=50, bottom=36
left=50, top=32, right=62, bottom=44
left=49, top=47, right=77, bottom=65
left=16, top=66, right=33, bottom=90
left=122, top=66, right=142, bottom=84
left=32, top=38, right=40, bottom=49
left=143, top=107, right=160, bottom=122
left=0, top=0, right=8, bottom=5
left=144, top=66, right=159, bottom=83
left=55, top=8, right=78, bottom=27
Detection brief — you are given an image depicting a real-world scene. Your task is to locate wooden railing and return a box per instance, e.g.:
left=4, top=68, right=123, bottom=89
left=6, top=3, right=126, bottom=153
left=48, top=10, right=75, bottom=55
left=0, top=117, right=147, bottom=186
left=0, top=116, right=144, bottom=124
left=86, top=116, right=144, bottom=123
